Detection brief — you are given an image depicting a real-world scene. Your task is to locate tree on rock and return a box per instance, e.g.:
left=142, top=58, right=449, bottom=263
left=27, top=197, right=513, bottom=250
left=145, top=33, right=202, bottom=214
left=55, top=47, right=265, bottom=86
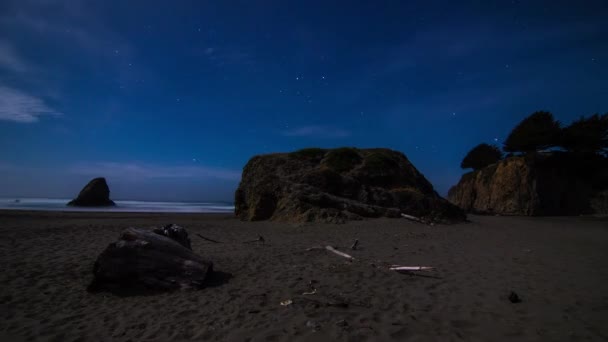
left=460, top=143, right=503, bottom=170
left=504, top=111, right=561, bottom=153
left=559, top=113, right=608, bottom=155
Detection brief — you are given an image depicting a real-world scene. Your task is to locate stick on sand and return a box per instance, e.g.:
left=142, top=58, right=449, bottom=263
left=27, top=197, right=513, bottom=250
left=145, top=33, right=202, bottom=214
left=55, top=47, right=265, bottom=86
left=389, top=266, right=434, bottom=272
left=195, top=234, right=223, bottom=243
left=325, top=246, right=354, bottom=260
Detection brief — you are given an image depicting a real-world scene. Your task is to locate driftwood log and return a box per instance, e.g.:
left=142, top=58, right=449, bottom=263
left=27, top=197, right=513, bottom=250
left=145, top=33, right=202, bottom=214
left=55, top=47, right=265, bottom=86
left=88, top=224, right=213, bottom=292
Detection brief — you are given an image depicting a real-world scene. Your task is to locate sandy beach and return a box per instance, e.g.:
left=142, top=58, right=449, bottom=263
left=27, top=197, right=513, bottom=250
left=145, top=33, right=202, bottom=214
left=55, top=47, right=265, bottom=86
left=0, top=210, right=607, bottom=341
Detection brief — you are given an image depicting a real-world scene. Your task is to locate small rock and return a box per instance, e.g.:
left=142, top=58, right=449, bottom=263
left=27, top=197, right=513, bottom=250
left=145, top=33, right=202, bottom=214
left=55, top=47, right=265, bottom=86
left=508, top=291, right=522, bottom=303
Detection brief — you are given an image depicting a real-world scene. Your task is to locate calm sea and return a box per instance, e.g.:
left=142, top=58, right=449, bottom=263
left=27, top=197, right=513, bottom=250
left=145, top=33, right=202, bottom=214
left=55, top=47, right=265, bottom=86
left=0, top=198, right=234, bottom=213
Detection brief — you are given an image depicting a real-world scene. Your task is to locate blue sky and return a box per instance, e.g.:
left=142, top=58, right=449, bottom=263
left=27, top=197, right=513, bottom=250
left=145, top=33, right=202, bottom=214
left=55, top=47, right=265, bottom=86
left=0, top=0, right=607, bottom=201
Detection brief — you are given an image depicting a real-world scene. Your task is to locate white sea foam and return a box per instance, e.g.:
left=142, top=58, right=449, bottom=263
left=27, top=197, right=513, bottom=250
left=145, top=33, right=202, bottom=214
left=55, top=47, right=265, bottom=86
left=0, top=198, right=234, bottom=213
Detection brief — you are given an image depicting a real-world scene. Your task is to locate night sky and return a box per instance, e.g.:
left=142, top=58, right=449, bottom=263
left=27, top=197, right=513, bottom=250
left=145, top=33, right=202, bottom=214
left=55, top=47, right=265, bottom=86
left=1, top=1, right=607, bottom=202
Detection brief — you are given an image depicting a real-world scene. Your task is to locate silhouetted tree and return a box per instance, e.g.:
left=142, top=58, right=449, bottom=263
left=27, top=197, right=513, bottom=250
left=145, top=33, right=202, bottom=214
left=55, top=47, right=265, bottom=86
left=461, top=143, right=503, bottom=170
left=503, top=111, right=561, bottom=153
left=559, top=113, right=608, bottom=155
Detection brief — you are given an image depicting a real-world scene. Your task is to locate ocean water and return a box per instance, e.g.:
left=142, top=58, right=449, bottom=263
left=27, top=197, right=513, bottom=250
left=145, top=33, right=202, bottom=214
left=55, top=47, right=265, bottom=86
left=0, top=198, right=234, bottom=213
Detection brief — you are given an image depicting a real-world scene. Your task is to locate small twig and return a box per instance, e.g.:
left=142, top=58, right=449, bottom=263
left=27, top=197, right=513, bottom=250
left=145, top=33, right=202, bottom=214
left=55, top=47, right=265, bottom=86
left=390, top=266, right=434, bottom=271
left=325, top=246, right=354, bottom=260
left=196, top=233, right=223, bottom=243
left=400, top=213, right=426, bottom=224
left=302, top=288, right=317, bottom=295
left=350, top=239, right=359, bottom=250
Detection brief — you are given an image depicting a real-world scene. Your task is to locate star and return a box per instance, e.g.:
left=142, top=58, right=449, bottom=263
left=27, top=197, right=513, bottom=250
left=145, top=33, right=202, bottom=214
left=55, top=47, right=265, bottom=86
left=321, top=76, right=326, bottom=80
left=494, top=137, right=499, bottom=142
left=296, top=76, right=300, bottom=80
left=452, top=112, right=456, bottom=116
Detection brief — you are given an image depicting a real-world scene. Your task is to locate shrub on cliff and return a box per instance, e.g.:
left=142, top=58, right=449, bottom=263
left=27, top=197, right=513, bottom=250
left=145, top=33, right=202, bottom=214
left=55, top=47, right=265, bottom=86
left=460, top=143, right=503, bottom=170
left=504, top=111, right=561, bottom=153
left=559, top=113, right=608, bottom=155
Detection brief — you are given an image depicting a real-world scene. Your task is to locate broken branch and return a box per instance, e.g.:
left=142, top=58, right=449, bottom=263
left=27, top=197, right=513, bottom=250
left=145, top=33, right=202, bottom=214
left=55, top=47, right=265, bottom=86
left=325, top=246, right=354, bottom=261
left=389, top=266, right=434, bottom=272
left=195, top=233, right=223, bottom=244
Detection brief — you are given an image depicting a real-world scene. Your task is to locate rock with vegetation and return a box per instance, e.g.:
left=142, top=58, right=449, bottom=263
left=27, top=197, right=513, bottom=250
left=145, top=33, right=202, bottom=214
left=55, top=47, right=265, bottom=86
left=461, top=143, right=503, bottom=170
left=88, top=225, right=213, bottom=292
left=68, top=177, right=115, bottom=207
left=448, top=153, right=608, bottom=215
left=235, top=147, right=466, bottom=224
left=503, top=111, right=562, bottom=153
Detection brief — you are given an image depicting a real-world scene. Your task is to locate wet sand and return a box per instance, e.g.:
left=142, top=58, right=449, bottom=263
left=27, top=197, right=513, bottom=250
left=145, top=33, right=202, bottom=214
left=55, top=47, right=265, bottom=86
left=0, top=210, right=607, bottom=341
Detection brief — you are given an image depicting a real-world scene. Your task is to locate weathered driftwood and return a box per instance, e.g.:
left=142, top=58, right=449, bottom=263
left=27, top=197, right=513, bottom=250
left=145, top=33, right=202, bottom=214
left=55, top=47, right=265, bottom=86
left=400, top=213, right=425, bottom=223
left=89, top=226, right=213, bottom=292
left=389, top=266, right=434, bottom=272
left=307, top=245, right=355, bottom=260
left=325, top=246, right=354, bottom=260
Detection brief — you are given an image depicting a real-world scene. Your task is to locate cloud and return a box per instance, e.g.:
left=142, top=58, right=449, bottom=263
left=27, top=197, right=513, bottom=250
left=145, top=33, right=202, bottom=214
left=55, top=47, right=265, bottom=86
left=282, top=125, right=351, bottom=138
left=0, top=40, right=28, bottom=73
left=0, top=86, right=61, bottom=123
left=69, top=162, right=241, bottom=181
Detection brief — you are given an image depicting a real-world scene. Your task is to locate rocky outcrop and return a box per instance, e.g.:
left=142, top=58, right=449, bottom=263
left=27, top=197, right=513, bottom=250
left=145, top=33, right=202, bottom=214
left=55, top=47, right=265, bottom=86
left=448, top=153, right=608, bottom=215
left=235, top=147, right=466, bottom=224
left=68, top=177, right=115, bottom=207
left=88, top=224, right=213, bottom=292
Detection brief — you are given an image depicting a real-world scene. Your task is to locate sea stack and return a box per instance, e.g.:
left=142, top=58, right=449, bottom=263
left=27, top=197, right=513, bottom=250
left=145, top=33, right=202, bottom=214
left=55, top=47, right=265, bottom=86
left=235, top=147, right=466, bottom=224
left=68, top=177, right=116, bottom=207
left=448, top=153, right=608, bottom=216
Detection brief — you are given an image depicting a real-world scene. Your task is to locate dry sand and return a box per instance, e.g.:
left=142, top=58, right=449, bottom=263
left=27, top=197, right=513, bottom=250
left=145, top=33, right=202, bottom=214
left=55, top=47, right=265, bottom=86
left=0, top=210, right=607, bottom=341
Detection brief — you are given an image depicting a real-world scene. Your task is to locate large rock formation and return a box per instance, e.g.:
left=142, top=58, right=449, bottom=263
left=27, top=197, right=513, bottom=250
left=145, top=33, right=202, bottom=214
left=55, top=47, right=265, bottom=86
left=88, top=224, right=213, bottom=292
left=68, top=177, right=115, bottom=207
left=235, top=147, right=466, bottom=223
left=448, top=153, right=608, bottom=215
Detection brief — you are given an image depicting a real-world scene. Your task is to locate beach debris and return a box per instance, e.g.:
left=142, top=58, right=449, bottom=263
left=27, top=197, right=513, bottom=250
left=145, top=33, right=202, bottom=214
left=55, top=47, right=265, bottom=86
left=310, top=245, right=357, bottom=260
left=389, top=266, right=434, bottom=272
left=326, top=245, right=354, bottom=260
left=302, top=288, right=317, bottom=295
left=280, top=299, right=293, bottom=306
left=88, top=227, right=213, bottom=293
left=351, top=239, right=359, bottom=250
left=195, top=233, right=224, bottom=244
left=508, top=291, right=522, bottom=303
left=401, top=213, right=435, bottom=226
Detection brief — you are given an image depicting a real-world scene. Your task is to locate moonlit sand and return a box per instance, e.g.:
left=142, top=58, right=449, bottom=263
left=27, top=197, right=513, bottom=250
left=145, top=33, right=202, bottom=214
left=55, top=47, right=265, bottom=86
left=1, top=211, right=606, bottom=341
